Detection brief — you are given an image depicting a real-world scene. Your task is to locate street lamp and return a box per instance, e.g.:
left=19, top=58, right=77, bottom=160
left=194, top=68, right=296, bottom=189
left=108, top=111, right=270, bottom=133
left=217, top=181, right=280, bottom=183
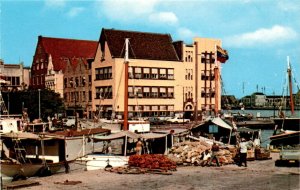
left=70, top=80, right=78, bottom=129
left=38, top=89, right=41, bottom=119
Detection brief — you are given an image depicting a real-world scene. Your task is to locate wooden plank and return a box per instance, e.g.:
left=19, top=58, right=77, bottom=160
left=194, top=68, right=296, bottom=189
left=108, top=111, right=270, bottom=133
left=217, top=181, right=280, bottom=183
left=4, top=180, right=39, bottom=190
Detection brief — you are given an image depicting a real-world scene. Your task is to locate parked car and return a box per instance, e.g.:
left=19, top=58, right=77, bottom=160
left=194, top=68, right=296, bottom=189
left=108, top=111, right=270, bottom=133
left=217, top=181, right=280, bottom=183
left=148, top=117, right=165, bottom=125
left=166, top=117, right=190, bottom=124
left=63, top=117, right=76, bottom=128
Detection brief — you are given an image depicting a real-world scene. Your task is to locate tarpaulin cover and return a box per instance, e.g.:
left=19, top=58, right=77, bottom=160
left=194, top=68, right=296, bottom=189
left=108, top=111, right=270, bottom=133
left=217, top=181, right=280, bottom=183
left=139, top=132, right=167, bottom=139
left=211, top=117, right=232, bottom=130
left=0, top=132, right=55, bottom=140
left=93, top=131, right=168, bottom=141
left=93, top=131, right=140, bottom=141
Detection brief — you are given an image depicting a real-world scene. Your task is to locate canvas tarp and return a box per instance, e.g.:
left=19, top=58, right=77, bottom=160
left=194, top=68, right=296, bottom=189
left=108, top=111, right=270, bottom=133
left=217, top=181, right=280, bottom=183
left=93, top=131, right=168, bottom=141
left=211, top=117, right=232, bottom=130
left=93, top=131, right=140, bottom=141
left=139, top=132, right=168, bottom=139
left=0, top=132, right=55, bottom=140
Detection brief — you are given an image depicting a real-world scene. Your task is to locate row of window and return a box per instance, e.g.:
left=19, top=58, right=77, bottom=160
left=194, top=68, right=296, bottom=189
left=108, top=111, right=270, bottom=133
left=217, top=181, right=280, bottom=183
left=201, top=52, right=216, bottom=64
left=64, top=75, right=91, bottom=88
left=31, top=75, right=44, bottom=85
left=96, top=86, right=113, bottom=99
left=95, top=67, right=112, bottom=80
left=128, top=105, right=174, bottom=111
left=201, top=71, right=215, bottom=81
left=64, top=90, right=92, bottom=103
left=1, top=76, right=21, bottom=86
left=185, top=69, right=193, bottom=80
left=185, top=50, right=194, bottom=63
left=129, top=67, right=174, bottom=80
left=34, top=59, right=45, bottom=71
left=128, top=86, right=174, bottom=98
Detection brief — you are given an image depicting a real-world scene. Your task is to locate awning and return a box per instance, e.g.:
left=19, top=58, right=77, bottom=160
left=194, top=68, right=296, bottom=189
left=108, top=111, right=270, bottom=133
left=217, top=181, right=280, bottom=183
left=93, top=131, right=140, bottom=141
left=211, top=117, right=232, bottom=130
left=0, top=132, right=56, bottom=140
left=93, top=131, right=168, bottom=141
left=139, top=132, right=168, bottom=139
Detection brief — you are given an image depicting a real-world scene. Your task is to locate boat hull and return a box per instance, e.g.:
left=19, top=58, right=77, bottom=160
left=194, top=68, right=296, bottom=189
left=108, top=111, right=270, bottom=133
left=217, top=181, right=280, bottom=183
left=78, top=155, right=129, bottom=171
left=270, top=131, right=300, bottom=146
left=1, top=162, right=43, bottom=177
left=273, top=118, right=300, bottom=130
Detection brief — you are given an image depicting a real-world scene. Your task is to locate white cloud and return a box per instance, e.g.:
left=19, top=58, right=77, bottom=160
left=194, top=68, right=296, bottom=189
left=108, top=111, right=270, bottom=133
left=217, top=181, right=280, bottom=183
left=97, top=0, right=158, bottom=22
left=45, top=0, right=66, bottom=7
left=149, top=12, right=178, bottom=25
left=225, top=25, right=298, bottom=48
left=67, top=7, right=85, bottom=18
left=177, top=27, right=196, bottom=41
left=277, top=0, right=300, bottom=12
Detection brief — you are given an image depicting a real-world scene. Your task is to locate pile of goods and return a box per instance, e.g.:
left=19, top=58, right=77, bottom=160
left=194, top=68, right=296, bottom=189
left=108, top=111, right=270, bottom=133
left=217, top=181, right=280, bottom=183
left=255, top=147, right=271, bottom=160
left=106, top=154, right=176, bottom=175
left=128, top=154, right=177, bottom=171
left=168, top=141, right=237, bottom=166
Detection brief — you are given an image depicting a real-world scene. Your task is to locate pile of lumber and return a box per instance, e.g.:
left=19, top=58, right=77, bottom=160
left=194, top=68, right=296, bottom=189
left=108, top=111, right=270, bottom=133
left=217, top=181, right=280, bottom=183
left=106, top=166, right=173, bottom=175
left=128, top=154, right=177, bottom=171
left=168, top=141, right=237, bottom=166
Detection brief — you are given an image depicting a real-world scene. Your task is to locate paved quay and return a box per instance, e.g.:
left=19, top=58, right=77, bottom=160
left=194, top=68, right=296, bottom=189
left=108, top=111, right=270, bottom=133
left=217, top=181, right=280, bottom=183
left=8, top=153, right=300, bottom=190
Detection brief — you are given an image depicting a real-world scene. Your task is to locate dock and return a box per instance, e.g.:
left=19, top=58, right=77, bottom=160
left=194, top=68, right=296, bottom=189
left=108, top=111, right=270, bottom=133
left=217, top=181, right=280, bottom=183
left=236, top=119, right=275, bottom=129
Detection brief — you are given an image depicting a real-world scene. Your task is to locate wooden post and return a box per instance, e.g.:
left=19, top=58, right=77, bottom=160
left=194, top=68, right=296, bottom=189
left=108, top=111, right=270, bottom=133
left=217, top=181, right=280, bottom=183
left=123, top=39, right=129, bottom=131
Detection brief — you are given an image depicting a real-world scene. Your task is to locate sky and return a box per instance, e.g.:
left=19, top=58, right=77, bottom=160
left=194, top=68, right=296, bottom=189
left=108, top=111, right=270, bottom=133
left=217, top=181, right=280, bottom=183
left=1, top=0, right=300, bottom=98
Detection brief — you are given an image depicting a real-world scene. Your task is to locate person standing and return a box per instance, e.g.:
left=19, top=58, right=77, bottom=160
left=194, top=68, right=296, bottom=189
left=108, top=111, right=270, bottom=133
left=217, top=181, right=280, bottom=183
left=239, top=138, right=248, bottom=167
left=200, top=149, right=211, bottom=167
left=209, top=142, right=220, bottom=167
left=136, top=138, right=143, bottom=155
left=107, top=140, right=112, bottom=155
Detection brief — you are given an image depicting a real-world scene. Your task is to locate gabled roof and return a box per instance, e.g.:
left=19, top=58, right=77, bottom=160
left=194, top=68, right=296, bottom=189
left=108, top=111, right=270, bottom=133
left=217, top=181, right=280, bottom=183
left=38, top=36, right=98, bottom=71
left=100, top=28, right=180, bottom=61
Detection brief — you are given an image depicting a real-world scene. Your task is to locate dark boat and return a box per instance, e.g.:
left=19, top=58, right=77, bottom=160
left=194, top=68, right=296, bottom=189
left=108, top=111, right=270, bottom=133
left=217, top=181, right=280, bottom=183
left=270, top=130, right=300, bottom=146
left=270, top=57, right=300, bottom=147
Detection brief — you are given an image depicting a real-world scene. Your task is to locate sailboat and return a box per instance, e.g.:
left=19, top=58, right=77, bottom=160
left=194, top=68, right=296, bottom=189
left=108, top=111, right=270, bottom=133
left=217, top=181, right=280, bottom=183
left=270, top=56, right=300, bottom=146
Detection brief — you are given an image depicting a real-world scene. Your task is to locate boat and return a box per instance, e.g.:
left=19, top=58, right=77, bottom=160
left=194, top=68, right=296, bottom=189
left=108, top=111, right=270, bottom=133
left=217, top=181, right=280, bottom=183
left=79, top=130, right=169, bottom=171
left=270, top=56, right=300, bottom=147
left=270, top=130, right=300, bottom=146
left=0, top=132, right=63, bottom=180
left=0, top=126, right=111, bottom=180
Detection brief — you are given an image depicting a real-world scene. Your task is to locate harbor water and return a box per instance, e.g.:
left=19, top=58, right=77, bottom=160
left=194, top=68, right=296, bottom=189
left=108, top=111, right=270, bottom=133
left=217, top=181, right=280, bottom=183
left=230, top=109, right=300, bottom=148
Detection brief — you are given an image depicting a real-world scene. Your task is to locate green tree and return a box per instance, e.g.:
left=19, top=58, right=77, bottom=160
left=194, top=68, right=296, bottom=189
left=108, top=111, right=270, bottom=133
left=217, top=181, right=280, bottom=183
left=2, top=89, right=64, bottom=121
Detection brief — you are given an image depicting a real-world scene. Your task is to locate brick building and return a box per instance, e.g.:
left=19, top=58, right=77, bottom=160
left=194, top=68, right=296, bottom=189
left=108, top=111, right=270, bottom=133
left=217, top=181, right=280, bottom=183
left=30, top=36, right=98, bottom=118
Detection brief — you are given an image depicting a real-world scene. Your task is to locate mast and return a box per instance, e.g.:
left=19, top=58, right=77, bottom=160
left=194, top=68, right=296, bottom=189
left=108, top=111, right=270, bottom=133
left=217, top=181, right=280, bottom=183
left=214, top=44, right=219, bottom=115
left=123, top=38, right=129, bottom=130
left=287, top=56, right=294, bottom=115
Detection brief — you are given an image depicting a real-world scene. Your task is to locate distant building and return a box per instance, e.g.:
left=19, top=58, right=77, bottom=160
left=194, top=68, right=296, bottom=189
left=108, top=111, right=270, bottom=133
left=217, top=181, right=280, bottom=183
left=0, top=59, right=30, bottom=91
left=240, top=92, right=266, bottom=107
left=221, top=95, right=238, bottom=109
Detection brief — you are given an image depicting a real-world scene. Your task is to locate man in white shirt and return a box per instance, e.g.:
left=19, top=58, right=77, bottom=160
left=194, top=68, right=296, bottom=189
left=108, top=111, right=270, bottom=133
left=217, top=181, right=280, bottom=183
left=239, top=138, right=248, bottom=167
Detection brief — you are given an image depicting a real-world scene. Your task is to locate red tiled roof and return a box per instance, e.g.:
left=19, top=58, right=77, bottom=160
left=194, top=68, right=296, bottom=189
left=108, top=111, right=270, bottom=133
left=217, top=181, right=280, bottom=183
left=100, top=29, right=180, bottom=61
left=39, top=36, right=98, bottom=71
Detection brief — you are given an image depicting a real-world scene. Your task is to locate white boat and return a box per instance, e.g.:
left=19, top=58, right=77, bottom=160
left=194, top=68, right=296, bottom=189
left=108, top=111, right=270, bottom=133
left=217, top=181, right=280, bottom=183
left=79, top=155, right=129, bottom=171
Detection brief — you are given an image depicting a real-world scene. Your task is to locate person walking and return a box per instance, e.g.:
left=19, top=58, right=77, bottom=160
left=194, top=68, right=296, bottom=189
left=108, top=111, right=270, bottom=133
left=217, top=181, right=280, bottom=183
left=239, top=138, right=248, bottom=167
left=209, top=142, right=220, bottom=167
